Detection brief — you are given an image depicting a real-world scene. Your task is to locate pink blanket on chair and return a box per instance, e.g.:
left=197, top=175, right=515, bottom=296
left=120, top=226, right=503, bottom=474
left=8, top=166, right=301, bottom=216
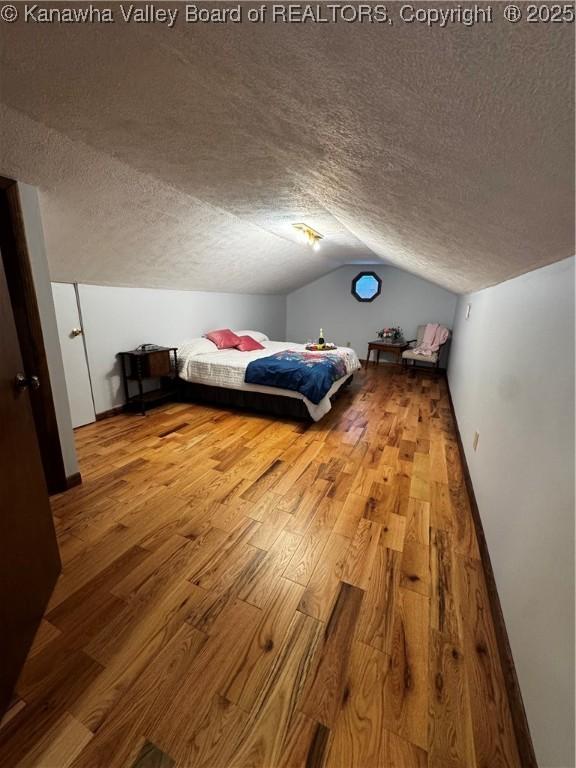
left=412, top=324, right=449, bottom=356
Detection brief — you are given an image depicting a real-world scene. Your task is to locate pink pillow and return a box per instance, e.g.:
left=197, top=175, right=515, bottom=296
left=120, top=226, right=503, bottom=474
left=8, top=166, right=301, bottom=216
left=205, top=328, right=241, bottom=349
left=236, top=335, right=265, bottom=352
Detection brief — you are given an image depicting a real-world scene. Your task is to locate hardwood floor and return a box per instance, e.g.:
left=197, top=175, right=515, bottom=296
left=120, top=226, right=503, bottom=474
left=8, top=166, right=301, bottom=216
left=0, top=366, right=521, bottom=767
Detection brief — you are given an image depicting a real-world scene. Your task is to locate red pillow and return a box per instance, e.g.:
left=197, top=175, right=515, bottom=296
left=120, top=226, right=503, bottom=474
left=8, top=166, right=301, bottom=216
left=236, top=335, right=265, bottom=352
left=205, top=328, right=241, bottom=349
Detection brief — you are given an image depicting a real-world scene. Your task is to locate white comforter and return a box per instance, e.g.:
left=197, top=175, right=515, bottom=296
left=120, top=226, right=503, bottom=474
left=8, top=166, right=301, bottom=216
left=177, top=340, right=360, bottom=421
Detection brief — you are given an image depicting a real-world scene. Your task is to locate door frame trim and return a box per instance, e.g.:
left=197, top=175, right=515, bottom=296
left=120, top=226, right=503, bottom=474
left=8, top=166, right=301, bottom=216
left=0, top=176, right=68, bottom=494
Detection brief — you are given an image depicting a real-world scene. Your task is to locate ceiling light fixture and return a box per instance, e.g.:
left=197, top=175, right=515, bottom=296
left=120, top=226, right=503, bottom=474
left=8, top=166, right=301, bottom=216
left=292, top=223, right=323, bottom=250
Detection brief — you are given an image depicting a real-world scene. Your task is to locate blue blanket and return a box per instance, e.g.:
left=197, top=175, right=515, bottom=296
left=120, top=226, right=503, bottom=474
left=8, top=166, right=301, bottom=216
left=245, top=351, right=347, bottom=404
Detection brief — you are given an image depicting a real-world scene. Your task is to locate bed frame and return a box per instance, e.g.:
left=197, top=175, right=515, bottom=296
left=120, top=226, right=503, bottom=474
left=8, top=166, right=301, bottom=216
left=178, top=376, right=354, bottom=420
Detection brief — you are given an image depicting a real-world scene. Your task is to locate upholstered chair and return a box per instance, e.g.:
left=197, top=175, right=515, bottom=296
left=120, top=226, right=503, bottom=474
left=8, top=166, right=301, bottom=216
left=402, top=325, right=450, bottom=369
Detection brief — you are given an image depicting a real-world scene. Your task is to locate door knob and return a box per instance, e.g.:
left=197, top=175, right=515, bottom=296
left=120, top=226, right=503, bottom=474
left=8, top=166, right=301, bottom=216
left=15, top=373, right=40, bottom=391
left=71, top=328, right=83, bottom=337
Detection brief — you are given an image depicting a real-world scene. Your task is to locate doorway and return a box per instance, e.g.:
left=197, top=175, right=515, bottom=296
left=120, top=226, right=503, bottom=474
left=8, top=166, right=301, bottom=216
left=0, top=177, right=69, bottom=493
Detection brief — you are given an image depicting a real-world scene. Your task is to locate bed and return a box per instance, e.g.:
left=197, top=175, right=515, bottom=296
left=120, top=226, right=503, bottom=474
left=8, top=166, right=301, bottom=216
left=177, top=334, right=361, bottom=421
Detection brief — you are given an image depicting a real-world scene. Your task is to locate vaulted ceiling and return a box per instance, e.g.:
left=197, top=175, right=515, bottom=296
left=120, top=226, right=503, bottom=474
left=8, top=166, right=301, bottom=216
left=0, top=10, right=573, bottom=294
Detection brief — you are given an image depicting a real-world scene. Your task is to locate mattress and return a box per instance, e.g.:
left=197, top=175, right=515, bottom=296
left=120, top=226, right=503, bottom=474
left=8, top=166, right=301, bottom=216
left=177, top=340, right=361, bottom=421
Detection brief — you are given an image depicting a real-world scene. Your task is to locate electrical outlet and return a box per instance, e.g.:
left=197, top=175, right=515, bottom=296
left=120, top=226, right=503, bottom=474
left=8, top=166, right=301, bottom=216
left=465, top=303, right=471, bottom=320
left=473, top=431, right=479, bottom=451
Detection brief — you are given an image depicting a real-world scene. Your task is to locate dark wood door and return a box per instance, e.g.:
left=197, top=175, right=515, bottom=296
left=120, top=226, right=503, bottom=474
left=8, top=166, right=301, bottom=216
left=0, top=250, right=61, bottom=715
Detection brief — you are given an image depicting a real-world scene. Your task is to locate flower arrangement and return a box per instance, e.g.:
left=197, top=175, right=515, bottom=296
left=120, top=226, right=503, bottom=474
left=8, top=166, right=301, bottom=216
left=377, top=326, right=403, bottom=341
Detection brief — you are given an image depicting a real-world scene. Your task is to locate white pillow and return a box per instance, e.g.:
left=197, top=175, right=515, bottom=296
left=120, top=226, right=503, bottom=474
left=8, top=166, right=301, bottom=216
left=178, top=337, right=219, bottom=357
left=235, top=330, right=269, bottom=342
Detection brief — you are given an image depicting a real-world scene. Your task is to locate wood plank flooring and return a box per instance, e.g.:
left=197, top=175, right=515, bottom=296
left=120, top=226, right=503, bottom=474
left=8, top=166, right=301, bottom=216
left=0, top=366, right=521, bottom=767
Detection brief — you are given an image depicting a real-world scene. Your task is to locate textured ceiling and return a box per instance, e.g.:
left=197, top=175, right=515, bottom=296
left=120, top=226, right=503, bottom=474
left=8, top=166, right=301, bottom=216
left=0, top=7, right=573, bottom=294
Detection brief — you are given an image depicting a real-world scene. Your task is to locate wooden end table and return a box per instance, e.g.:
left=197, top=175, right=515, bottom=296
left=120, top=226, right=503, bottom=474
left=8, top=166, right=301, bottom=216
left=365, top=340, right=408, bottom=368
left=118, top=347, right=179, bottom=415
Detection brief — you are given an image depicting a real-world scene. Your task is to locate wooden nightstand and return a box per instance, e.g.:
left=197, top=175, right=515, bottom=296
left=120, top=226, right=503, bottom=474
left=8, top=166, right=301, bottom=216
left=118, top=347, right=178, bottom=415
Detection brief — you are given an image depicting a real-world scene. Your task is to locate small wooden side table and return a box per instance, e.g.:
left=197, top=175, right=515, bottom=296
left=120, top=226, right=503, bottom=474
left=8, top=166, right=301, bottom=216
left=118, top=347, right=178, bottom=415
left=365, top=340, right=408, bottom=368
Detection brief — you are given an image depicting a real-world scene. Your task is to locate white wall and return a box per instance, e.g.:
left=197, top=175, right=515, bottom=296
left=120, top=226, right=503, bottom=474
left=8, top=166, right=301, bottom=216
left=18, top=184, right=79, bottom=477
left=77, top=284, right=286, bottom=414
left=447, top=257, right=575, bottom=768
left=286, top=265, right=457, bottom=364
